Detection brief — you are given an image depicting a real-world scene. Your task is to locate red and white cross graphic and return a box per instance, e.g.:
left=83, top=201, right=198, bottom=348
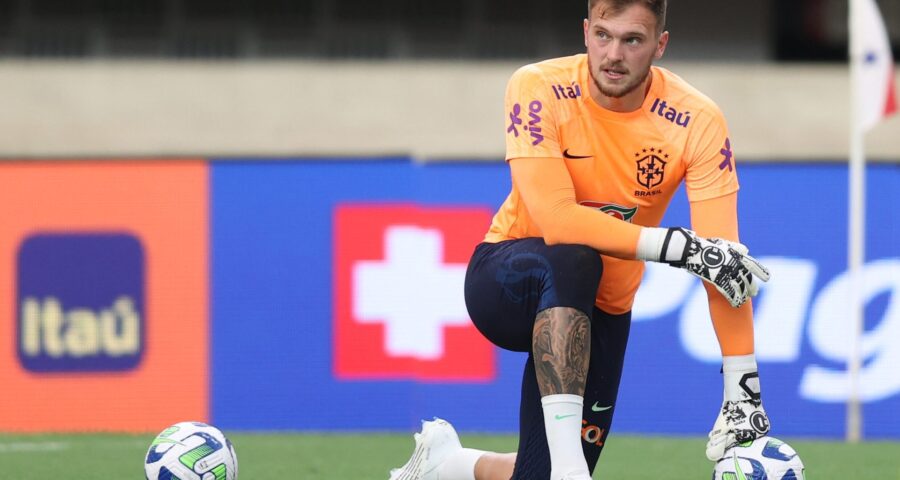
left=353, top=225, right=469, bottom=360
left=333, top=204, right=495, bottom=381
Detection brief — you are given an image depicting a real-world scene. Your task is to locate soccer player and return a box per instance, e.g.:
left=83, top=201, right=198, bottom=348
left=389, top=1, right=771, bottom=479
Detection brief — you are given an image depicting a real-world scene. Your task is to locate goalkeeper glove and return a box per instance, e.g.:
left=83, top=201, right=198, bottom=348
left=705, top=355, right=771, bottom=461
left=636, top=227, right=770, bottom=308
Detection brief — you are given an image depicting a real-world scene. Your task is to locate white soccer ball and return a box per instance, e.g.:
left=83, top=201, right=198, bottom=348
left=145, top=421, right=239, bottom=480
left=712, top=436, right=805, bottom=480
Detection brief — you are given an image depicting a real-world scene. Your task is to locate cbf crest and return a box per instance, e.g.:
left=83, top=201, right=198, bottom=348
left=635, top=147, right=668, bottom=194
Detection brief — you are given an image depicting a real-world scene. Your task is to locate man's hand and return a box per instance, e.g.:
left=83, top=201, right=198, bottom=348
left=706, top=355, right=771, bottom=461
left=705, top=398, right=771, bottom=460
left=637, top=227, right=770, bottom=307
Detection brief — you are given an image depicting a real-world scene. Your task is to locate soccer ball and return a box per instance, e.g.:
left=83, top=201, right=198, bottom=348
left=712, top=436, right=805, bottom=480
left=145, top=421, right=239, bottom=480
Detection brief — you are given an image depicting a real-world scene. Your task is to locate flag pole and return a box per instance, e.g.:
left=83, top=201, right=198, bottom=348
left=846, top=0, right=864, bottom=444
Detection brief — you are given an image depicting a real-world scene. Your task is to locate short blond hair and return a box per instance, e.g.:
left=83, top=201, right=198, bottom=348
left=588, top=0, right=667, bottom=34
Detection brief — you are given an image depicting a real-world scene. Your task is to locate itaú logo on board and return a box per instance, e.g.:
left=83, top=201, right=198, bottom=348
left=333, top=204, right=495, bottom=381
left=633, top=257, right=900, bottom=402
left=16, top=232, right=145, bottom=373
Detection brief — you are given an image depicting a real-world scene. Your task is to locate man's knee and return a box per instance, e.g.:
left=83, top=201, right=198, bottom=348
left=545, top=243, right=603, bottom=289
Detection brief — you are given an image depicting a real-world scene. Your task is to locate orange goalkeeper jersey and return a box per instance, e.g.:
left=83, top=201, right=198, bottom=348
left=487, top=54, right=739, bottom=314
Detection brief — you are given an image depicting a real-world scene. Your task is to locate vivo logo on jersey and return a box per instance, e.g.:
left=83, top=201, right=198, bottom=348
left=507, top=101, right=545, bottom=146
left=552, top=82, right=582, bottom=100
left=16, top=233, right=145, bottom=373
left=719, top=138, right=735, bottom=172
left=649, top=98, right=691, bottom=127
left=333, top=204, right=495, bottom=381
left=525, top=101, right=544, bottom=145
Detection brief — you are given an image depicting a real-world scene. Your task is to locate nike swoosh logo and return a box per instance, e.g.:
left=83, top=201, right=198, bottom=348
left=591, top=402, right=612, bottom=412
left=562, top=149, right=592, bottom=159
left=554, top=414, right=577, bottom=420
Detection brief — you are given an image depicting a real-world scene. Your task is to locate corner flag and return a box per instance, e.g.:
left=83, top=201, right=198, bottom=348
left=846, top=0, right=895, bottom=443
left=851, top=0, right=897, bottom=132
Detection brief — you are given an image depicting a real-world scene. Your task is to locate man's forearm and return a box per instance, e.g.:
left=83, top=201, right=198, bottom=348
left=705, top=282, right=755, bottom=356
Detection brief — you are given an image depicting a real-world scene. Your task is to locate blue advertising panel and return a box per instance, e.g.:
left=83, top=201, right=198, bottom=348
left=211, top=160, right=899, bottom=438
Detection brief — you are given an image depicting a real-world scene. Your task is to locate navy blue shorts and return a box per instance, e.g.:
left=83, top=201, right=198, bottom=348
left=464, top=239, right=631, bottom=478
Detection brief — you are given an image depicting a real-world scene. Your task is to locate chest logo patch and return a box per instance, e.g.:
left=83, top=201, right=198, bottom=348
left=579, top=201, right=638, bottom=223
left=635, top=147, right=668, bottom=190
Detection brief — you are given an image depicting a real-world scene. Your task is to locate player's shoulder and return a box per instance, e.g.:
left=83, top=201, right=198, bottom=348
left=652, top=66, right=725, bottom=121
left=509, top=54, right=586, bottom=88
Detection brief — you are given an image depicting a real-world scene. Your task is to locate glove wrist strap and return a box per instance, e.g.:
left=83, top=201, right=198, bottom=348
left=723, top=354, right=760, bottom=402
left=636, top=227, right=664, bottom=261
left=637, top=227, right=688, bottom=262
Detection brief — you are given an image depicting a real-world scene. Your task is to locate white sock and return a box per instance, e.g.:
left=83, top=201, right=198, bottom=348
left=723, top=354, right=759, bottom=402
left=437, top=448, right=485, bottom=480
left=542, top=394, right=589, bottom=479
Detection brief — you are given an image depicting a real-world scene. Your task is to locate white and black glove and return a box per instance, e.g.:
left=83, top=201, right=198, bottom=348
left=637, top=227, right=770, bottom=308
left=705, top=355, right=771, bottom=461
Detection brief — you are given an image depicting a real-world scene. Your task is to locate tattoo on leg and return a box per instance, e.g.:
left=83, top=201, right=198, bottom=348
left=533, top=307, right=590, bottom=396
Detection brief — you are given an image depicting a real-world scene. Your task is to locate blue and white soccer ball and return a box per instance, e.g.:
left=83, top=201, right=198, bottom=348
left=712, top=436, right=805, bottom=480
left=145, top=421, right=239, bottom=480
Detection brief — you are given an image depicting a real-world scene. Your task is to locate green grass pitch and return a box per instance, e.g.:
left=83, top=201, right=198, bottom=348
left=0, top=432, right=897, bottom=479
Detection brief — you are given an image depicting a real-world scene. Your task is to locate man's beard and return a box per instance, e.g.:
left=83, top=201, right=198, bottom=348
left=588, top=57, right=651, bottom=99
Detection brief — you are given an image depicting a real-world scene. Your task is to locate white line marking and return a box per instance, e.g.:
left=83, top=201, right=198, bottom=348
left=0, top=441, right=69, bottom=453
